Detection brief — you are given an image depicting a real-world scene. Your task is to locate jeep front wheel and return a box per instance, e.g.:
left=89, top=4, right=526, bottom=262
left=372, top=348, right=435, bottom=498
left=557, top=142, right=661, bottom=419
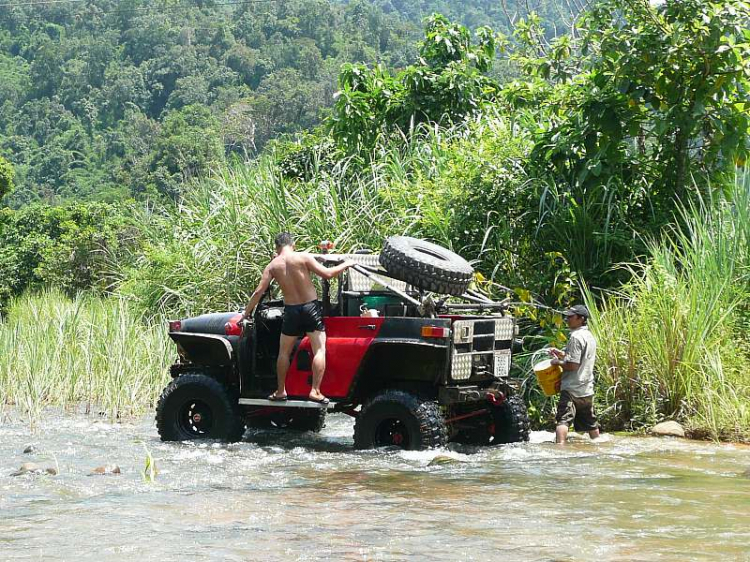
left=354, top=390, right=448, bottom=450
left=156, top=373, right=245, bottom=442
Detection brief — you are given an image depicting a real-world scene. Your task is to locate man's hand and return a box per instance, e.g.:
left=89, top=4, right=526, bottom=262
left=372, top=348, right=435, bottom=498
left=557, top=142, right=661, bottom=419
left=548, top=347, right=564, bottom=359
left=343, top=259, right=356, bottom=269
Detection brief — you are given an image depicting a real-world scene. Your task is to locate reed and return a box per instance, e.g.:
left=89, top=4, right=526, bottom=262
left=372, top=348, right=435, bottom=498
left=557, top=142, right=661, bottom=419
left=114, top=143, right=439, bottom=316
left=587, top=169, right=750, bottom=440
left=0, top=290, right=172, bottom=424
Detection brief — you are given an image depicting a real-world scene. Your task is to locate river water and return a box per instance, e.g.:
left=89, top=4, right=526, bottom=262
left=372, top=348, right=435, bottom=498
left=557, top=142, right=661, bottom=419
left=1, top=412, right=750, bottom=561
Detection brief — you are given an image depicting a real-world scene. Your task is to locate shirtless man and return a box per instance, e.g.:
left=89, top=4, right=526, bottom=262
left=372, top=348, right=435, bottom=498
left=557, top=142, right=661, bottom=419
left=240, top=233, right=354, bottom=404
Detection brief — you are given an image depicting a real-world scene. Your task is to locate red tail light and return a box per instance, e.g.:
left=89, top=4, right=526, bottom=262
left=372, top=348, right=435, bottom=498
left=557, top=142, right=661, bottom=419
left=224, top=320, right=242, bottom=336
left=421, top=326, right=450, bottom=338
left=169, top=320, right=182, bottom=332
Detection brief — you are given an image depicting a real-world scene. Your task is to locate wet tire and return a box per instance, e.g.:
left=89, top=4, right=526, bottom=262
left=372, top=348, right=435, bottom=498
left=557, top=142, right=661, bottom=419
left=354, top=390, right=448, bottom=450
left=156, top=373, right=245, bottom=442
left=247, top=408, right=326, bottom=432
left=492, top=395, right=530, bottom=444
left=379, top=236, right=474, bottom=296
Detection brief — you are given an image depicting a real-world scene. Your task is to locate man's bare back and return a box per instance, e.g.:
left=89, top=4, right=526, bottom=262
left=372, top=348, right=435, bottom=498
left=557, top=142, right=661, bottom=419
left=266, top=251, right=319, bottom=305
left=242, top=240, right=354, bottom=322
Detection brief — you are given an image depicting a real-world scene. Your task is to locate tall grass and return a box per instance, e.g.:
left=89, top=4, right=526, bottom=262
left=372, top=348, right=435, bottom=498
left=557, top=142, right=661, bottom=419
left=0, top=290, right=172, bottom=424
left=114, top=152, right=421, bottom=317
left=587, top=169, right=750, bottom=440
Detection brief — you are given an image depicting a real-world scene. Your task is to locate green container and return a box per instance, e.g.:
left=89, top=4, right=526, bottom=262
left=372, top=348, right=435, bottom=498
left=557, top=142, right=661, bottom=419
left=347, top=295, right=405, bottom=316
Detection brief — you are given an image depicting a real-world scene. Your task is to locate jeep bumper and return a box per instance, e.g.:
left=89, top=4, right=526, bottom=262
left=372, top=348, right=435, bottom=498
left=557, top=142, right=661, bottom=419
left=438, top=380, right=520, bottom=405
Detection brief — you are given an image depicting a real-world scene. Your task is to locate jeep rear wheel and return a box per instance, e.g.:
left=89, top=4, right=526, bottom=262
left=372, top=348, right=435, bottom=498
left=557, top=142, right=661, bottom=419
left=379, top=236, right=474, bottom=296
left=156, top=373, right=245, bottom=442
left=354, top=390, right=448, bottom=450
left=492, top=394, right=530, bottom=444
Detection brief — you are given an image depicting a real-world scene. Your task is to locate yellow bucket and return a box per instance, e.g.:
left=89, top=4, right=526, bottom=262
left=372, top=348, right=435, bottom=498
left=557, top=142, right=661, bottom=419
left=534, top=359, right=563, bottom=396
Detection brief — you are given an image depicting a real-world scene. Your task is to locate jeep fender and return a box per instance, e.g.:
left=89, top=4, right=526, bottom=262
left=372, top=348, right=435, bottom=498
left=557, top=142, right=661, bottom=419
left=170, top=332, right=234, bottom=366
left=347, top=340, right=449, bottom=402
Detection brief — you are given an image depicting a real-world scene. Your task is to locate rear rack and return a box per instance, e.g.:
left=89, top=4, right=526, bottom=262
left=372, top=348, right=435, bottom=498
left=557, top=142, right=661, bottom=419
left=319, top=256, right=510, bottom=316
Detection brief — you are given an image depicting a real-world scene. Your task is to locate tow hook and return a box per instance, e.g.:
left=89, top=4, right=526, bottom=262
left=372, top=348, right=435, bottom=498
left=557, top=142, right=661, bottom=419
left=486, top=391, right=506, bottom=406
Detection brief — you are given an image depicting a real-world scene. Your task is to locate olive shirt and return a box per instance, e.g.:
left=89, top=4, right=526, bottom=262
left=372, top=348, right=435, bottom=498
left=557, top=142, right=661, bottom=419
left=561, top=325, right=597, bottom=398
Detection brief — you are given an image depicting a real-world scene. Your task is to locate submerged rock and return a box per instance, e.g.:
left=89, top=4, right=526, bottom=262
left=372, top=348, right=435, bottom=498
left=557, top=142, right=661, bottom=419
left=428, top=455, right=466, bottom=467
left=90, top=464, right=121, bottom=476
left=23, top=444, right=37, bottom=454
left=10, top=462, right=57, bottom=476
left=650, top=421, right=686, bottom=438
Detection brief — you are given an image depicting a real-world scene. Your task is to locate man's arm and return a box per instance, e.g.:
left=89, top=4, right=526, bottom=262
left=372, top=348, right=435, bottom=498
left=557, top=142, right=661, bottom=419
left=305, top=254, right=355, bottom=280
left=241, top=265, right=273, bottom=320
left=552, top=335, right=582, bottom=371
left=553, top=359, right=581, bottom=372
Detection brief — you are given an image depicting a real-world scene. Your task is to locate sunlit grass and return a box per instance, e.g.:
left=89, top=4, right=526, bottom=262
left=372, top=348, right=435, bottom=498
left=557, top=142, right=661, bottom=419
left=587, top=169, right=750, bottom=441
left=113, top=152, right=420, bottom=317
left=0, top=290, right=172, bottom=425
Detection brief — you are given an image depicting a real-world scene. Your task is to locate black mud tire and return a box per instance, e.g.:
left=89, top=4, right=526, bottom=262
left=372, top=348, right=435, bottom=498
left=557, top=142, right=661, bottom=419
left=379, top=236, right=474, bottom=296
left=354, top=390, right=448, bottom=450
left=492, top=394, right=531, bottom=444
left=156, top=373, right=244, bottom=442
left=247, top=408, right=326, bottom=432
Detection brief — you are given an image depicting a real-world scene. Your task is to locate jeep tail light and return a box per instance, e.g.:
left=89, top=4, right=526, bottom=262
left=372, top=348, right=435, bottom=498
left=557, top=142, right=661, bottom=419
left=224, top=320, right=242, bottom=336
left=169, top=320, right=182, bottom=332
left=421, top=326, right=450, bottom=338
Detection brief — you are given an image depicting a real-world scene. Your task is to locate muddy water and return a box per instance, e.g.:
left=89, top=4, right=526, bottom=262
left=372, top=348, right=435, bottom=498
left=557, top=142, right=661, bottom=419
left=1, top=413, right=750, bottom=562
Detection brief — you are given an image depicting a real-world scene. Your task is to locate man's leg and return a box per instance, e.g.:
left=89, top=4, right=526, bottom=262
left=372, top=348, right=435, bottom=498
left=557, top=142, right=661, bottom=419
left=556, top=424, right=569, bottom=444
left=555, top=391, right=574, bottom=445
left=273, top=334, right=297, bottom=398
left=307, top=330, right=327, bottom=400
left=579, top=395, right=600, bottom=440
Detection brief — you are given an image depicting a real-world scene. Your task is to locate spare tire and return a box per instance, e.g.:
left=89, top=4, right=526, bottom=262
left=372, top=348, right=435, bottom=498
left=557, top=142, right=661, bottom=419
left=380, top=236, right=473, bottom=296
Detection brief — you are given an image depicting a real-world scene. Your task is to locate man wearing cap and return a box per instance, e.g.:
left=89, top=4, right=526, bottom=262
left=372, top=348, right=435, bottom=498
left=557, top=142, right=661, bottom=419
left=549, top=304, right=600, bottom=444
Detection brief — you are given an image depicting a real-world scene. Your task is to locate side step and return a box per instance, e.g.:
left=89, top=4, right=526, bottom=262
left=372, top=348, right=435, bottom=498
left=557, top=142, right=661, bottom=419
left=238, top=398, right=332, bottom=410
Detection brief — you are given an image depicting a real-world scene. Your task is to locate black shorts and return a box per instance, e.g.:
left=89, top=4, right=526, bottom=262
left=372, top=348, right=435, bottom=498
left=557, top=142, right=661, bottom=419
left=556, top=390, right=599, bottom=431
left=281, top=300, right=325, bottom=336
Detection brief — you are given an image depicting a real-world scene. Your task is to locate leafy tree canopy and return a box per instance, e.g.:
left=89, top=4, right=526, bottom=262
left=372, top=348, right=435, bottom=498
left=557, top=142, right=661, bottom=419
left=329, top=14, right=502, bottom=152
left=0, top=0, right=573, bottom=207
left=0, top=156, right=14, bottom=200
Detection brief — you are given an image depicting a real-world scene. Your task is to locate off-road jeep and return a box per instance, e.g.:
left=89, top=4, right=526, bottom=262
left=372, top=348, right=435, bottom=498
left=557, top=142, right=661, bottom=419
left=156, top=236, right=530, bottom=450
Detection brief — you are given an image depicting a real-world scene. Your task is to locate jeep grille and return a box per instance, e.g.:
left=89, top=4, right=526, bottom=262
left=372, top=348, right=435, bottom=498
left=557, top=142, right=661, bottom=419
left=451, top=318, right=513, bottom=381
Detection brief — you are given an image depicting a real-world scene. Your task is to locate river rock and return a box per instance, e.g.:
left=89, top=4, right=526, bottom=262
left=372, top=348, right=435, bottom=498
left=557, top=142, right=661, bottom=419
left=650, top=421, right=686, bottom=438
left=428, top=455, right=466, bottom=466
left=11, top=462, right=56, bottom=476
left=23, top=444, right=37, bottom=454
left=90, top=464, right=121, bottom=475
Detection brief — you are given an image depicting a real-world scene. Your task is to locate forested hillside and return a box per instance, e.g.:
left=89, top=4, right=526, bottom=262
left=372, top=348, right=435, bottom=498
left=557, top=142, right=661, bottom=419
left=0, top=0, right=571, bottom=207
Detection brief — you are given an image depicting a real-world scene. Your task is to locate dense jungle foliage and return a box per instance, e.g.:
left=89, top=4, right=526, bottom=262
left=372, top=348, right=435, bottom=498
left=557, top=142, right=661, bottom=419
left=2, top=0, right=750, bottom=439
left=0, top=0, right=570, bottom=207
